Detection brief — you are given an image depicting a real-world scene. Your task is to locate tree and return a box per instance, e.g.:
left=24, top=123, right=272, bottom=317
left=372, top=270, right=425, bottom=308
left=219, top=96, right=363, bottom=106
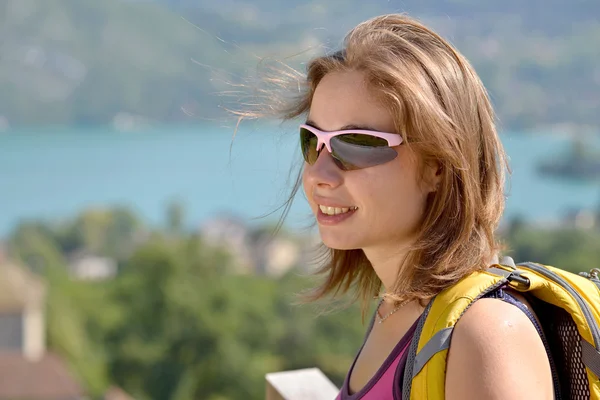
left=166, top=200, right=186, bottom=235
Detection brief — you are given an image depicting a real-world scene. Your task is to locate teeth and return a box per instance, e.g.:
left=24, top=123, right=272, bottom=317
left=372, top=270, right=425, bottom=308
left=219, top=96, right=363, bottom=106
left=319, top=205, right=357, bottom=215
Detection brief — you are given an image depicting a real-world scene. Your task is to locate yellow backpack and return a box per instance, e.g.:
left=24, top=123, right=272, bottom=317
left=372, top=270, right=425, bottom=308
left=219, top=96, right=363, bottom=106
left=402, top=257, right=600, bottom=399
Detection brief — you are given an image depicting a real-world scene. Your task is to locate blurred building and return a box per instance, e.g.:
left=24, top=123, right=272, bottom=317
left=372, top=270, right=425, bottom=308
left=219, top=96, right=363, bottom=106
left=563, top=208, right=598, bottom=230
left=200, top=214, right=304, bottom=276
left=250, top=231, right=301, bottom=277
left=67, top=250, right=118, bottom=281
left=0, top=261, right=86, bottom=399
left=200, top=215, right=254, bottom=273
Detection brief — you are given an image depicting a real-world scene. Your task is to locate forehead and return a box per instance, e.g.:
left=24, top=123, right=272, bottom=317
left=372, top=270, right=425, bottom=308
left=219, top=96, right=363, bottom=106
left=308, top=70, right=396, bottom=133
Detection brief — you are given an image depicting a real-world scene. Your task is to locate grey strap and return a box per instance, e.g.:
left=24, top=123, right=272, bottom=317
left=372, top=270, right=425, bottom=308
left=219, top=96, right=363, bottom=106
left=411, top=327, right=454, bottom=378
left=499, top=256, right=517, bottom=268
left=402, top=300, right=434, bottom=400
left=580, top=339, right=600, bottom=379
left=487, top=256, right=517, bottom=279
left=488, top=267, right=513, bottom=279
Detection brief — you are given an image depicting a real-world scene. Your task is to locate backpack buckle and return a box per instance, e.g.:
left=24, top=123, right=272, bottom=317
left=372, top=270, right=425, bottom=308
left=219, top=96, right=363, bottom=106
left=507, top=270, right=531, bottom=290
left=488, top=265, right=530, bottom=289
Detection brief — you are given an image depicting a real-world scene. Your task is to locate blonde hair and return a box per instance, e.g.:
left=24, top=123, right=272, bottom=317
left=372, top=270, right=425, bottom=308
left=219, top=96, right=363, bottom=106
left=238, top=14, right=509, bottom=310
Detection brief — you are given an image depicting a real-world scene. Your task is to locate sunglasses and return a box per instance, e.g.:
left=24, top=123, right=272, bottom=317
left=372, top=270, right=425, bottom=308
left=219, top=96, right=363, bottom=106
left=299, top=124, right=403, bottom=171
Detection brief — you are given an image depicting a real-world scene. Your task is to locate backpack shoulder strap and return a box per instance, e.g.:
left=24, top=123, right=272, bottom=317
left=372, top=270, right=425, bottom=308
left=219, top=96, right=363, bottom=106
left=404, top=260, right=600, bottom=399
left=402, top=266, right=512, bottom=400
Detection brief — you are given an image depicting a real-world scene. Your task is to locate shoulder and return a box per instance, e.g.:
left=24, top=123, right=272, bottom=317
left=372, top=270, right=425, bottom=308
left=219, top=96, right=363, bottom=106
left=445, top=295, right=554, bottom=400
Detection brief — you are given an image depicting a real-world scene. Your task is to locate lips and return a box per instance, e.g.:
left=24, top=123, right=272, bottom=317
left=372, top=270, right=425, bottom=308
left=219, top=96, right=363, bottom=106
left=316, top=205, right=357, bottom=225
left=318, top=205, right=358, bottom=216
left=311, top=194, right=358, bottom=224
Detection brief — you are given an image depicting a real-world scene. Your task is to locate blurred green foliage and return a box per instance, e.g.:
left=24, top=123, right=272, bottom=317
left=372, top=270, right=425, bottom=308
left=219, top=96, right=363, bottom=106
left=7, top=206, right=364, bottom=399
left=504, top=221, right=600, bottom=274
left=5, top=205, right=600, bottom=399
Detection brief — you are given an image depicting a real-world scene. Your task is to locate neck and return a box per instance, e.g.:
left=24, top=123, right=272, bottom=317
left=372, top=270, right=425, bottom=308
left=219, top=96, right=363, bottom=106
left=363, top=240, right=413, bottom=294
left=363, top=238, right=500, bottom=296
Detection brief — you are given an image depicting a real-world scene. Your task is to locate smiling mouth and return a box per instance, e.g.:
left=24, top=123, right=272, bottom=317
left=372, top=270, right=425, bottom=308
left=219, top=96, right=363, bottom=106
left=318, top=205, right=358, bottom=216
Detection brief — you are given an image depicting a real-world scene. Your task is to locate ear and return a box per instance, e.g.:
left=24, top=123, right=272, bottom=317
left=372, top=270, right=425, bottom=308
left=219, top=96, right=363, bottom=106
left=424, top=160, right=443, bottom=193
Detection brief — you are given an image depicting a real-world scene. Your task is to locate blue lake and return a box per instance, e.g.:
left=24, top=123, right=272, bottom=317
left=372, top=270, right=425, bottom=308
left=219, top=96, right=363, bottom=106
left=0, top=124, right=599, bottom=237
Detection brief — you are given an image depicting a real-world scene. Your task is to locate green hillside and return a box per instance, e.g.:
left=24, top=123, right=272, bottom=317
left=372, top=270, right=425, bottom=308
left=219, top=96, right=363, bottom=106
left=1, top=0, right=599, bottom=131
left=0, top=0, right=248, bottom=126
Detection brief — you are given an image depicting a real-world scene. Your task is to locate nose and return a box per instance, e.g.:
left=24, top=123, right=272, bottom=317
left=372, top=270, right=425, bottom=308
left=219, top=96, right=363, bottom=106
left=303, top=150, right=344, bottom=190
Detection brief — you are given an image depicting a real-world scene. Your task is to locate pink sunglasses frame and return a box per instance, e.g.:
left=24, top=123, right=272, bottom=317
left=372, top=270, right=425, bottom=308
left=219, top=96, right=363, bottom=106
left=299, top=124, right=403, bottom=154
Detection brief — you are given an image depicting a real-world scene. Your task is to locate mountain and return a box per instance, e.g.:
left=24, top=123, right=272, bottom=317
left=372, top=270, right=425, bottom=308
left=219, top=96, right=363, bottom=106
left=0, top=0, right=245, bottom=127
left=0, top=0, right=599, bottom=131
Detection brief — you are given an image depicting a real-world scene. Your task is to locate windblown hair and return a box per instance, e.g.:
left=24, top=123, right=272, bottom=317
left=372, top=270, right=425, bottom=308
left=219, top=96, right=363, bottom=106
left=239, top=14, right=509, bottom=310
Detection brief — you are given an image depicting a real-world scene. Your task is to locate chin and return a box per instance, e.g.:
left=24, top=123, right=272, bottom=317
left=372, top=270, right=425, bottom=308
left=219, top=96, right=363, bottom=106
left=318, top=230, right=364, bottom=251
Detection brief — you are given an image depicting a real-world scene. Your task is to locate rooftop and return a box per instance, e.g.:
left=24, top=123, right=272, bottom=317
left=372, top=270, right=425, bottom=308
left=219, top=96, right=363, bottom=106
left=0, top=352, right=85, bottom=399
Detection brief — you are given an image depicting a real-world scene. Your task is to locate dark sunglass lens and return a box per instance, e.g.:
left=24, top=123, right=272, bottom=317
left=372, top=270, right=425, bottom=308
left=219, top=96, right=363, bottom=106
left=300, top=127, right=319, bottom=164
left=338, top=134, right=389, bottom=147
left=330, top=134, right=398, bottom=170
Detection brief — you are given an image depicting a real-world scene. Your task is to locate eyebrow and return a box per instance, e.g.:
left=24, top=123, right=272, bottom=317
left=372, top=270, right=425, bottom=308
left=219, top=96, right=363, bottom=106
left=304, top=119, right=381, bottom=132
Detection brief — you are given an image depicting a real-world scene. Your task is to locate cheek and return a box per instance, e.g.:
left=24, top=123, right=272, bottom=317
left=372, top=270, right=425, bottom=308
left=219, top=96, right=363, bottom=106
left=301, top=168, right=313, bottom=206
left=360, top=161, right=427, bottom=228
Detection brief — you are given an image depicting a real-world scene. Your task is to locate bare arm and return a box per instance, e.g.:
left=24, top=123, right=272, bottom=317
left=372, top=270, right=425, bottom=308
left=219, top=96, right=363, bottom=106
left=445, top=298, right=554, bottom=400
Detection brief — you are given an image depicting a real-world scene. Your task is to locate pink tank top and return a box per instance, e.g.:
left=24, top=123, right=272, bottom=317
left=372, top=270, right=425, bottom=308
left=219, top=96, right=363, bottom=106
left=336, top=317, right=419, bottom=400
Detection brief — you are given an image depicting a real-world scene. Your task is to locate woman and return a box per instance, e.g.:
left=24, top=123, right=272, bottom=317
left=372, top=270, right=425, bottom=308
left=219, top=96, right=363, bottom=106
left=252, top=14, right=555, bottom=399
